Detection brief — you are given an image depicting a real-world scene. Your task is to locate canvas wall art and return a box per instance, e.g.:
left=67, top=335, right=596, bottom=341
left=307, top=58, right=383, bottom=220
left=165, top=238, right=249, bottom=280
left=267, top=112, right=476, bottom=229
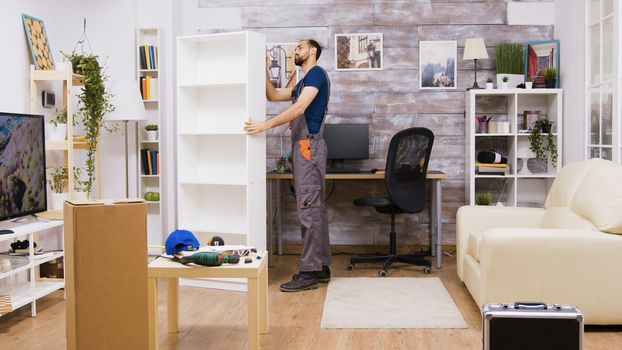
left=22, top=14, right=55, bottom=70
left=335, top=33, right=383, bottom=71
left=419, top=41, right=457, bottom=89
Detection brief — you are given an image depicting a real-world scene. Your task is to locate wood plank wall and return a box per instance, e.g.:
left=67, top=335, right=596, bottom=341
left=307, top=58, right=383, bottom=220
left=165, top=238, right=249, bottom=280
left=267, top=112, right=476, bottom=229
left=197, top=0, right=554, bottom=247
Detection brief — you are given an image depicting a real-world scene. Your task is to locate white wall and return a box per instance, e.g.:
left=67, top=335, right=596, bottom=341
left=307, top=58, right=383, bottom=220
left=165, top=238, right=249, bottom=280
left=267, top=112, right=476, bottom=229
left=554, top=0, right=586, bottom=164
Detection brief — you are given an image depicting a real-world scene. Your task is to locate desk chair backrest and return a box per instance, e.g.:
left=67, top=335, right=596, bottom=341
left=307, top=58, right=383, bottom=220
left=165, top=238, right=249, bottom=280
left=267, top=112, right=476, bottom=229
left=385, top=127, right=434, bottom=213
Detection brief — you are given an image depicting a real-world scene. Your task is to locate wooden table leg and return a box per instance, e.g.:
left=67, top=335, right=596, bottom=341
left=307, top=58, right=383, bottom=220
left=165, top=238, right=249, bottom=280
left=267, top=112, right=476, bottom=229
left=148, top=277, right=158, bottom=350
left=167, top=278, right=179, bottom=333
left=247, top=277, right=260, bottom=350
left=259, top=265, right=268, bottom=335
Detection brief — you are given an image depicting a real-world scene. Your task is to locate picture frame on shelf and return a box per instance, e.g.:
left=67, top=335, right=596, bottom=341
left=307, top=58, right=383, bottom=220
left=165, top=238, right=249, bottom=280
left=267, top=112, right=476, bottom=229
left=266, top=43, right=300, bottom=89
left=335, top=33, right=383, bottom=71
left=419, top=40, right=457, bottom=90
left=524, top=40, right=560, bottom=88
left=21, top=13, right=55, bottom=70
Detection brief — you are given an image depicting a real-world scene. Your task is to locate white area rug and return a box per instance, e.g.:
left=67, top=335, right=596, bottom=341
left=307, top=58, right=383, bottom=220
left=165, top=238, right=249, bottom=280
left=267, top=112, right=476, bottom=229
left=320, top=277, right=468, bottom=329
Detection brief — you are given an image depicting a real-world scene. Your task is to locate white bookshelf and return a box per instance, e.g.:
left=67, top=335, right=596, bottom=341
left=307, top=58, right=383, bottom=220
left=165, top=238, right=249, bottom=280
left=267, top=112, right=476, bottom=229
left=136, top=27, right=163, bottom=254
left=465, top=89, right=563, bottom=207
left=176, top=32, right=266, bottom=290
left=0, top=220, right=64, bottom=317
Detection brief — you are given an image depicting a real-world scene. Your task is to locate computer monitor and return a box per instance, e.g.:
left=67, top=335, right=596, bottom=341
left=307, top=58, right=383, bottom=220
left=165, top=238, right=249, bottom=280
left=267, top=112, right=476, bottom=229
left=323, top=123, right=369, bottom=167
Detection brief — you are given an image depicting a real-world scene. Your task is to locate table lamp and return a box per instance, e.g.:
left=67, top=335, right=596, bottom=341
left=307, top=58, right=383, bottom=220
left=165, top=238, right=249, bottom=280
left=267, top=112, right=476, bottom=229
left=105, top=79, right=147, bottom=198
left=463, top=38, right=489, bottom=90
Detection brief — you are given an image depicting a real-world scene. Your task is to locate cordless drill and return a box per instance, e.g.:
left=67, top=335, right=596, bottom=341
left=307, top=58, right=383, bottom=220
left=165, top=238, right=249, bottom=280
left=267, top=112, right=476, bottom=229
left=176, top=252, right=240, bottom=266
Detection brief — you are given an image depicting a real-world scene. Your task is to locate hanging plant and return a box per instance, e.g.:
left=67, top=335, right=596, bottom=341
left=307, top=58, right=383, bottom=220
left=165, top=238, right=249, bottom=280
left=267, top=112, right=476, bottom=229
left=528, top=119, right=558, bottom=167
left=61, top=24, right=115, bottom=197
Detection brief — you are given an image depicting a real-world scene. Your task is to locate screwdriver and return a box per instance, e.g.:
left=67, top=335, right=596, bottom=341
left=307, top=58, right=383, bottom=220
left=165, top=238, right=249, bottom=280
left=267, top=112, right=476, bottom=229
left=176, top=252, right=240, bottom=266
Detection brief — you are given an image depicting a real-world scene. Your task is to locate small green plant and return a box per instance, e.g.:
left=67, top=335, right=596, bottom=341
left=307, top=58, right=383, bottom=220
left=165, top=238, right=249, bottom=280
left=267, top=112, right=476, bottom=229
left=47, top=166, right=68, bottom=193
left=529, top=119, right=558, bottom=167
left=51, top=107, right=81, bottom=127
left=502, top=76, right=509, bottom=83
left=496, top=43, right=524, bottom=74
left=476, top=193, right=491, bottom=206
left=145, top=124, right=158, bottom=131
left=543, top=67, right=557, bottom=81
left=525, top=75, right=532, bottom=82
left=486, top=78, right=493, bottom=83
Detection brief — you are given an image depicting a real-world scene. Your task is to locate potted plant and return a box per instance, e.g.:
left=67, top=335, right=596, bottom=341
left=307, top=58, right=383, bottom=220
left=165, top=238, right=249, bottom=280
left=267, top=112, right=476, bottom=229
left=476, top=193, right=491, bottom=206
left=528, top=119, right=558, bottom=168
left=47, top=165, right=69, bottom=210
left=61, top=45, right=115, bottom=198
left=525, top=75, right=533, bottom=90
left=543, top=67, right=557, bottom=88
left=486, top=78, right=494, bottom=90
left=501, top=76, right=509, bottom=89
left=145, top=124, right=158, bottom=141
left=496, top=42, right=524, bottom=88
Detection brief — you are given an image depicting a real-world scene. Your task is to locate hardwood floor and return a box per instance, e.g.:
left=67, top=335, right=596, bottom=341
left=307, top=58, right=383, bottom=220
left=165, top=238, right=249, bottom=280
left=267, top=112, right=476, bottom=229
left=0, top=254, right=621, bottom=349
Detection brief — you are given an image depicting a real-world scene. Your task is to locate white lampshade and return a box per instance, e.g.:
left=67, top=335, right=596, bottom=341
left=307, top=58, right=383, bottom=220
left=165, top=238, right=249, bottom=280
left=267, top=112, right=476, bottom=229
left=463, top=38, right=489, bottom=60
left=105, top=79, right=147, bottom=121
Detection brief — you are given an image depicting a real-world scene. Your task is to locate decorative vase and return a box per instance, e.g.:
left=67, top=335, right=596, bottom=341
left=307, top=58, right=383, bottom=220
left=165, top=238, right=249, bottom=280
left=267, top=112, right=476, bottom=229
left=50, top=192, right=69, bottom=210
left=517, top=139, right=536, bottom=175
left=146, top=130, right=158, bottom=141
left=525, top=82, right=533, bottom=89
left=486, top=82, right=494, bottom=89
left=46, top=123, right=67, bottom=141
left=501, top=82, right=508, bottom=89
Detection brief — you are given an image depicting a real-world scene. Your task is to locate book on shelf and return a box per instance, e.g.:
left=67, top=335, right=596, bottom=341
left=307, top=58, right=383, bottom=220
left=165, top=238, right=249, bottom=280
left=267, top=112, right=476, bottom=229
left=139, top=76, right=157, bottom=100
left=139, top=44, right=158, bottom=70
left=475, top=162, right=509, bottom=168
left=141, top=149, right=159, bottom=175
left=476, top=163, right=510, bottom=176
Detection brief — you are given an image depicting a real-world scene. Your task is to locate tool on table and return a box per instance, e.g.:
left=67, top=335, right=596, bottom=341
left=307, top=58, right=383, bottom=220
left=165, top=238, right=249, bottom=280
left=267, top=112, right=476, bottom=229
left=175, top=251, right=240, bottom=266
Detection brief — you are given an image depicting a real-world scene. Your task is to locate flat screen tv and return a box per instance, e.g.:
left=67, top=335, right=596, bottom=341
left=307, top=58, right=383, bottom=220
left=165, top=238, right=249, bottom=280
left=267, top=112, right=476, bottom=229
left=0, top=112, right=47, bottom=221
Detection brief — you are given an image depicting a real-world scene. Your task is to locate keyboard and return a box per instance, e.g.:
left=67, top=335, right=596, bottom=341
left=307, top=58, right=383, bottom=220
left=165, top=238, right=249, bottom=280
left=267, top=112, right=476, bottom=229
left=326, top=168, right=369, bottom=174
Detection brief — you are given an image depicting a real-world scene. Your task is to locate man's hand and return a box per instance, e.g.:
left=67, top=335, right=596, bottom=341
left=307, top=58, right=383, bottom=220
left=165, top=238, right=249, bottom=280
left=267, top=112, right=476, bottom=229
left=244, top=119, right=269, bottom=134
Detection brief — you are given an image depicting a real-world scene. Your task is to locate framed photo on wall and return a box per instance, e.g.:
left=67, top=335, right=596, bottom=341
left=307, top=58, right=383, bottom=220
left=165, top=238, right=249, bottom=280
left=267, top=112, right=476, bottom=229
left=419, top=41, right=457, bottom=89
left=335, top=33, right=383, bottom=71
left=21, top=13, right=55, bottom=70
left=266, top=43, right=301, bottom=89
left=524, top=40, right=560, bottom=88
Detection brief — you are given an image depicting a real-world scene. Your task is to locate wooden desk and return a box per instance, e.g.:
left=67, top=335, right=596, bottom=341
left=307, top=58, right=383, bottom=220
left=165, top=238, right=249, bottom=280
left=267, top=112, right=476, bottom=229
left=266, top=170, right=448, bottom=269
left=147, top=252, right=269, bottom=350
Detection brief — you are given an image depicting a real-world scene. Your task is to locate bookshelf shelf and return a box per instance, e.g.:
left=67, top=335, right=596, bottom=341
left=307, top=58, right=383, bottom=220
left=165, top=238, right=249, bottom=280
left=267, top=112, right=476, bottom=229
left=466, top=90, right=563, bottom=206
left=137, top=27, right=163, bottom=254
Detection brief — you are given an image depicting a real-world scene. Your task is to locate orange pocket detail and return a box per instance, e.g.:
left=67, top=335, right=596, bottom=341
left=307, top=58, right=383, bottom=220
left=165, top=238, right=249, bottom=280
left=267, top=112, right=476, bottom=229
left=298, top=140, right=311, bottom=160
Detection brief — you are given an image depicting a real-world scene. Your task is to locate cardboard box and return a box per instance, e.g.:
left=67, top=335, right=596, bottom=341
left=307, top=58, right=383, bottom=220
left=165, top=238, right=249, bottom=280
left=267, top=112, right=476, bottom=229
left=64, top=199, right=148, bottom=350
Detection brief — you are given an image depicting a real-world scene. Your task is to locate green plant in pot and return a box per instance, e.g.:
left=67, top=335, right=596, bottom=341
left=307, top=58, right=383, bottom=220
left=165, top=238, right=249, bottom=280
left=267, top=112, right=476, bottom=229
left=496, top=42, right=524, bottom=88
left=543, top=67, right=557, bottom=88
left=61, top=46, right=115, bottom=198
left=528, top=119, right=558, bottom=167
left=476, top=193, right=491, bottom=206
left=145, top=124, right=158, bottom=141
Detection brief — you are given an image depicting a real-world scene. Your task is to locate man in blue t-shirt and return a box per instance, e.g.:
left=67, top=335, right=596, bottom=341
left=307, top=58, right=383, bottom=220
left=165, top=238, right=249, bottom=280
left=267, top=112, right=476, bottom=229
left=245, top=39, right=331, bottom=292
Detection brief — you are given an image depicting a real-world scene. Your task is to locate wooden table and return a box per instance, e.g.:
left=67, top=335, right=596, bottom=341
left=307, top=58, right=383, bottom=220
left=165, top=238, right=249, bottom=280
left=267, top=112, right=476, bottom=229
left=266, top=170, right=448, bottom=269
left=147, top=252, right=269, bottom=350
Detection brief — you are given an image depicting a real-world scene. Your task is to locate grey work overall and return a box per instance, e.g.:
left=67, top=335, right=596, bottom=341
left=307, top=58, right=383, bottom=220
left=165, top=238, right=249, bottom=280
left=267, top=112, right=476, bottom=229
left=290, top=67, right=331, bottom=272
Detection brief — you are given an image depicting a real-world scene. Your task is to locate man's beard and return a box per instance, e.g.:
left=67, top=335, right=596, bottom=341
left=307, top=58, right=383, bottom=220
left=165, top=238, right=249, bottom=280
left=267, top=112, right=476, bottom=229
left=294, top=55, right=304, bottom=66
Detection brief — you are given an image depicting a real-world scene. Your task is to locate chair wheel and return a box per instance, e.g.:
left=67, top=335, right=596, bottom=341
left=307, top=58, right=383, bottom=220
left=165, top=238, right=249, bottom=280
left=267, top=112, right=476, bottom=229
left=346, top=264, right=354, bottom=271
left=423, top=267, right=432, bottom=274
left=379, top=270, right=388, bottom=277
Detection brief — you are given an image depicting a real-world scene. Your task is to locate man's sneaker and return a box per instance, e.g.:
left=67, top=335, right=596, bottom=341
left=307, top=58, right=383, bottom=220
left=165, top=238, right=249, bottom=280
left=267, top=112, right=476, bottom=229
left=280, top=272, right=318, bottom=292
left=291, top=266, right=331, bottom=284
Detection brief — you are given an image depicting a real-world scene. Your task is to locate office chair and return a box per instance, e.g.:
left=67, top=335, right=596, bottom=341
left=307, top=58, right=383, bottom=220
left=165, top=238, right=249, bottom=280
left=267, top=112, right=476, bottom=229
left=347, top=127, right=434, bottom=277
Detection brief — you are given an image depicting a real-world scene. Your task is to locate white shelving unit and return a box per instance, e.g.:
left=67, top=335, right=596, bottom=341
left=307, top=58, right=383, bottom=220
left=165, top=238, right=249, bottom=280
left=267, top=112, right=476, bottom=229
left=466, top=89, right=563, bottom=207
left=176, top=32, right=266, bottom=290
left=0, top=221, right=64, bottom=317
left=136, top=27, right=163, bottom=253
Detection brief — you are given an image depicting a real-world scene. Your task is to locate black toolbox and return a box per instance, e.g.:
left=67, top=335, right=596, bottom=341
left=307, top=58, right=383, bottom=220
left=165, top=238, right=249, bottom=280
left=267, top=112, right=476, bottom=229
left=483, top=302, right=583, bottom=350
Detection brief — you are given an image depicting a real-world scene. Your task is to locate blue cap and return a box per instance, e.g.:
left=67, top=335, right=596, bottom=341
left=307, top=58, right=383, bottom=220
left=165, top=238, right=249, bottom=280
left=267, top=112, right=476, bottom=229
left=165, top=230, right=200, bottom=255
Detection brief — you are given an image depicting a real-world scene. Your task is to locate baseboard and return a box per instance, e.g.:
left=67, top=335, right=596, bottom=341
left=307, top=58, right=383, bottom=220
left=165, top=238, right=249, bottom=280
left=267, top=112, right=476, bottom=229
left=273, top=244, right=456, bottom=255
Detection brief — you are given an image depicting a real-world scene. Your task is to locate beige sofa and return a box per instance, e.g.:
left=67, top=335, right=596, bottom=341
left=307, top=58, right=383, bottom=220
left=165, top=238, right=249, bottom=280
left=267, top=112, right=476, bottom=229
left=457, top=158, right=622, bottom=324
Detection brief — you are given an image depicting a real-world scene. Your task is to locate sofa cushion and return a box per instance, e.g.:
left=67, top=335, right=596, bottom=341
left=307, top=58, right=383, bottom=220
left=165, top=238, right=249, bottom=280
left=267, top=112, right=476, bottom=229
left=467, top=230, right=484, bottom=262
left=541, top=207, right=598, bottom=231
left=545, top=159, right=602, bottom=208
left=570, top=160, right=622, bottom=234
